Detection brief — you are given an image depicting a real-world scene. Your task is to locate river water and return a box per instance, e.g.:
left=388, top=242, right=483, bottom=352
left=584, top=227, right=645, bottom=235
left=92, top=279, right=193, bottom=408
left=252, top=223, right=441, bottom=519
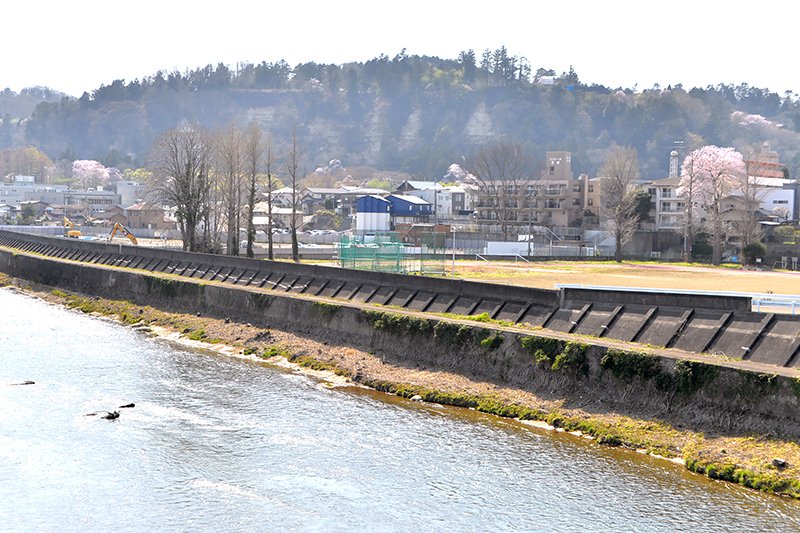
left=0, top=288, right=798, bottom=532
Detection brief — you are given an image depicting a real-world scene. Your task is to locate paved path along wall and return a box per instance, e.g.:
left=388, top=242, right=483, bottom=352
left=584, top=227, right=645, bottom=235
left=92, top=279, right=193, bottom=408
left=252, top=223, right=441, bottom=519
left=2, top=230, right=799, bottom=369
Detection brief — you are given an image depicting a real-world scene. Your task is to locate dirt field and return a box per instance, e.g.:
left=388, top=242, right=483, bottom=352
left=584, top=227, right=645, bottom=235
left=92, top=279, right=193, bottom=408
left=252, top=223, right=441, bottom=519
left=452, top=260, right=800, bottom=295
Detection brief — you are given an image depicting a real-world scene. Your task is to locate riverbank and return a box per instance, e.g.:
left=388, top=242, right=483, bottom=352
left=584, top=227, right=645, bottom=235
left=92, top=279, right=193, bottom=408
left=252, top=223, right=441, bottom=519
left=3, top=272, right=798, bottom=500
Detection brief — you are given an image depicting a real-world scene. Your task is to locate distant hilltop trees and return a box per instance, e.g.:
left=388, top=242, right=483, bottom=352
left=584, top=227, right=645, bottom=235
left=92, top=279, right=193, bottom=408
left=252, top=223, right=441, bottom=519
left=2, top=48, right=800, bottom=180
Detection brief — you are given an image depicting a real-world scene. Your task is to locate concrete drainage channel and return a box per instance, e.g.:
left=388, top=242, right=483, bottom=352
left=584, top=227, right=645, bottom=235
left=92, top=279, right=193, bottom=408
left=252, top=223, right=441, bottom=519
left=1, top=229, right=799, bottom=369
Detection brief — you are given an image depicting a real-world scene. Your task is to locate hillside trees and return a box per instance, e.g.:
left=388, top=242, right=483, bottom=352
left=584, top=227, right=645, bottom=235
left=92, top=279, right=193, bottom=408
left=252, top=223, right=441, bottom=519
left=599, top=147, right=641, bottom=262
left=0, top=146, right=53, bottom=182
left=14, top=50, right=800, bottom=181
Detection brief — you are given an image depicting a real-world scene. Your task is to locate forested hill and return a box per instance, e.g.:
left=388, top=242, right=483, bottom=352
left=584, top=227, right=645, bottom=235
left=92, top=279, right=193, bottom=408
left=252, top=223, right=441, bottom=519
left=7, top=48, right=800, bottom=178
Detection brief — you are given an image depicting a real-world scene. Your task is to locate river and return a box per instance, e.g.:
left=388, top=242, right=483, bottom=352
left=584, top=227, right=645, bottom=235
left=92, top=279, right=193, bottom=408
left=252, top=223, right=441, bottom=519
left=0, top=288, right=798, bottom=532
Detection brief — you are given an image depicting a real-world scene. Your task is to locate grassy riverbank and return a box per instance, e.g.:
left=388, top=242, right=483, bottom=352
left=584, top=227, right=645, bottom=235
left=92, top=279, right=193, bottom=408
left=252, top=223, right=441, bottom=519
left=5, top=274, right=800, bottom=500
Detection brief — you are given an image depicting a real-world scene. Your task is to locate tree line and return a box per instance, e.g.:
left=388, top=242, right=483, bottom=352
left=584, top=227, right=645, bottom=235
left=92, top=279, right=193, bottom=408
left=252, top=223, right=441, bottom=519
left=6, top=48, right=799, bottom=184
left=149, top=122, right=302, bottom=261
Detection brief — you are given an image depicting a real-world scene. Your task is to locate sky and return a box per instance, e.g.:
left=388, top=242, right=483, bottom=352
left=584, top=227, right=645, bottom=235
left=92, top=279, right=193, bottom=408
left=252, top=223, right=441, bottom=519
left=4, top=0, right=798, bottom=98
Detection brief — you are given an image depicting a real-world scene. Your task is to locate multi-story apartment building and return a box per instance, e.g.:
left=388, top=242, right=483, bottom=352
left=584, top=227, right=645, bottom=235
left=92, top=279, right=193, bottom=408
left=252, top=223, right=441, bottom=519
left=473, top=150, right=586, bottom=232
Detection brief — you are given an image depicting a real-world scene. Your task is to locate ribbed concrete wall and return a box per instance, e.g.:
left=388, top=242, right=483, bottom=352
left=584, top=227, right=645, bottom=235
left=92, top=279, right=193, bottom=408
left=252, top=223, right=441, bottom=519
left=2, top=230, right=800, bottom=368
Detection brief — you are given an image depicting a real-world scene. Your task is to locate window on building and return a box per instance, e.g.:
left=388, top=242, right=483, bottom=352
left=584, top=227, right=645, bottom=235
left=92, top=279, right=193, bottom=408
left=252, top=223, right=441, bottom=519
left=588, top=198, right=593, bottom=206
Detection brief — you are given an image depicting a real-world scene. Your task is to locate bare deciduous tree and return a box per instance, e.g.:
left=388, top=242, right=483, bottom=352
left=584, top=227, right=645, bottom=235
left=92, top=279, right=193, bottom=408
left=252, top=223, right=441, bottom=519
left=600, top=146, right=641, bottom=263
left=264, top=139, right=276, bottom=260
left=215, top=123, right=245, bottom=256
left=287, top=130, right=301, bottom=263
left=243, top=122, right=263, bottom=259
left=467, top=142, right=536, bottom=240
left=149, top=124, right=213, bottom=252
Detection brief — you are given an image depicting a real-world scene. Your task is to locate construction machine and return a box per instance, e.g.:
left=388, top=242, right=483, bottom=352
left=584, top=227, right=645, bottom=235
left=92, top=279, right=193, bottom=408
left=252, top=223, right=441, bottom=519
left=108, top=222, right=138, bottom=245
left=63, top=217, right=81, bottom=238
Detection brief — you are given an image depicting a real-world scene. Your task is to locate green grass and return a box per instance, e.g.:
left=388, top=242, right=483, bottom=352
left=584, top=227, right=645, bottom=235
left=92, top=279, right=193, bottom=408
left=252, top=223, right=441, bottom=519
left=260, top=345, right=291, bottom=359
left=686, top=459, right=800, bottom=498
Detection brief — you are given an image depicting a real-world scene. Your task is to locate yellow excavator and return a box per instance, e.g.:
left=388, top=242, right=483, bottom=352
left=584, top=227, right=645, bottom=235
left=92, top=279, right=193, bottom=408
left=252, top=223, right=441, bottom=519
left=63, top=216, right=81, bottom=238
left=108, top=222, right=138, bottom=245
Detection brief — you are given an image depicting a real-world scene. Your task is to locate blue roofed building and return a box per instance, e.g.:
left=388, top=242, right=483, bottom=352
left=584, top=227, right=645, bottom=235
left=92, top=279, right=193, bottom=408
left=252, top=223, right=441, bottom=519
left=354, top=195, right=391, bottom=234
left=387, top=194, right=432, bottom=226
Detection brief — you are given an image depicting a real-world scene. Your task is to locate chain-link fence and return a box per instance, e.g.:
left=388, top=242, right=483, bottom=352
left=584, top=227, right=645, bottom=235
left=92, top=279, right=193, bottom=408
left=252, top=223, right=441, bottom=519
left=338, top=232, right=446, bottom=275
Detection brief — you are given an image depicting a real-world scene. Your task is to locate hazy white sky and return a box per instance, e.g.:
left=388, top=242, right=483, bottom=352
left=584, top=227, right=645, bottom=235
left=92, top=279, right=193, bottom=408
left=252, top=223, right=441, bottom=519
left=4, top=0, right=797, bottom=97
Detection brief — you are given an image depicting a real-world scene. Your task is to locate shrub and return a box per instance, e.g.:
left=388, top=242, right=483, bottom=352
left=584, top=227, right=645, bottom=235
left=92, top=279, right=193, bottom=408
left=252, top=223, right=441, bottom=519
left=600, top=349, right=663, bottom=382
left=480, top=333, right=503, bottom=351
left=673, top=360, right=719, bottom=395
left=742, top=242, right=766, bottom=266
left=551, top=342, right=588, bottom=372
left=520, top=336, right=562, bottom=368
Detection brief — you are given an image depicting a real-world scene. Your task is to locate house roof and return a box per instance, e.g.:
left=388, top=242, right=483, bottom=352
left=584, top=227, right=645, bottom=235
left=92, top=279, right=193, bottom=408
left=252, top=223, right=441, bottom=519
left=750, top=176, right=792, bottom=187
left=125, top=202, right=162, bottom=211
left=343, top=187, right=390, bottom=195
left=397, top=180, right=440, bottom=191
left=389, top=194, right=431, bottom=205
left=303, top=187, right=347, bottom=195
left=645, top=176, right=681, bottom=187
left=357, top=194, right=391, bottom=204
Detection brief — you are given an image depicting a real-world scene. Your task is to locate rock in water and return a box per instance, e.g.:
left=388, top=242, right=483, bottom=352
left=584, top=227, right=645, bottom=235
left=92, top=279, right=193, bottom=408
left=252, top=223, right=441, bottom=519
left=102, top=411, right=120, bottom=420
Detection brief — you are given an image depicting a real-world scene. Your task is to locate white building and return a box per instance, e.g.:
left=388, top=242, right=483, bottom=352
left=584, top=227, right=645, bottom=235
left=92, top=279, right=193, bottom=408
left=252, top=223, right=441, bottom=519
left=116, top=181, right=146, bottom=208
left=354, top=195, right=391, bottom=234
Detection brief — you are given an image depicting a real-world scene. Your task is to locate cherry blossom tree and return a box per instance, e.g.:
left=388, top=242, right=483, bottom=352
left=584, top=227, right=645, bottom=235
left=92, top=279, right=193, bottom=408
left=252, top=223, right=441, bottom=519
left=72, top=159, right=110, bottom=189
left=678, top=146, right=745, bottom=265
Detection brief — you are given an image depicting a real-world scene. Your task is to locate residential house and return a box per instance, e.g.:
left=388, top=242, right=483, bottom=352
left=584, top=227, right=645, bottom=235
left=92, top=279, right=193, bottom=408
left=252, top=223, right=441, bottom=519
left=299, top=187, right=348, bottom=214
left=337, top=186, right=391, bottom=215
left=17, top=200, right=51, bottom=218
left=252, top=201, right=302, bottom=230
left=0, top=204, right=16, bottom=222
left=267, top=187, right=296, bottom=209
left=125, top=203, right=171, bottom=231
left=94, top=206, right=128, bottom=226
left=395, top=181, right=473, bottom=222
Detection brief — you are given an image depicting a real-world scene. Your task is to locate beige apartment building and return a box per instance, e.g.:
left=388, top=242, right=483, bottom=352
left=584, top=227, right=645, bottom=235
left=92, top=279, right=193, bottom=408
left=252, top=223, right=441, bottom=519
left=473, top=151, right=587, bottom=232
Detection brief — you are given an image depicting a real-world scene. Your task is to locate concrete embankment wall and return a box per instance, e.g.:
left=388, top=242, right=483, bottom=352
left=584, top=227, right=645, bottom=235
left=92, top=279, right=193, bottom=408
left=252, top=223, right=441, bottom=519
left=2, top=246, right=800, bottom=441
left=3, top=230, right=800, bottom=368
